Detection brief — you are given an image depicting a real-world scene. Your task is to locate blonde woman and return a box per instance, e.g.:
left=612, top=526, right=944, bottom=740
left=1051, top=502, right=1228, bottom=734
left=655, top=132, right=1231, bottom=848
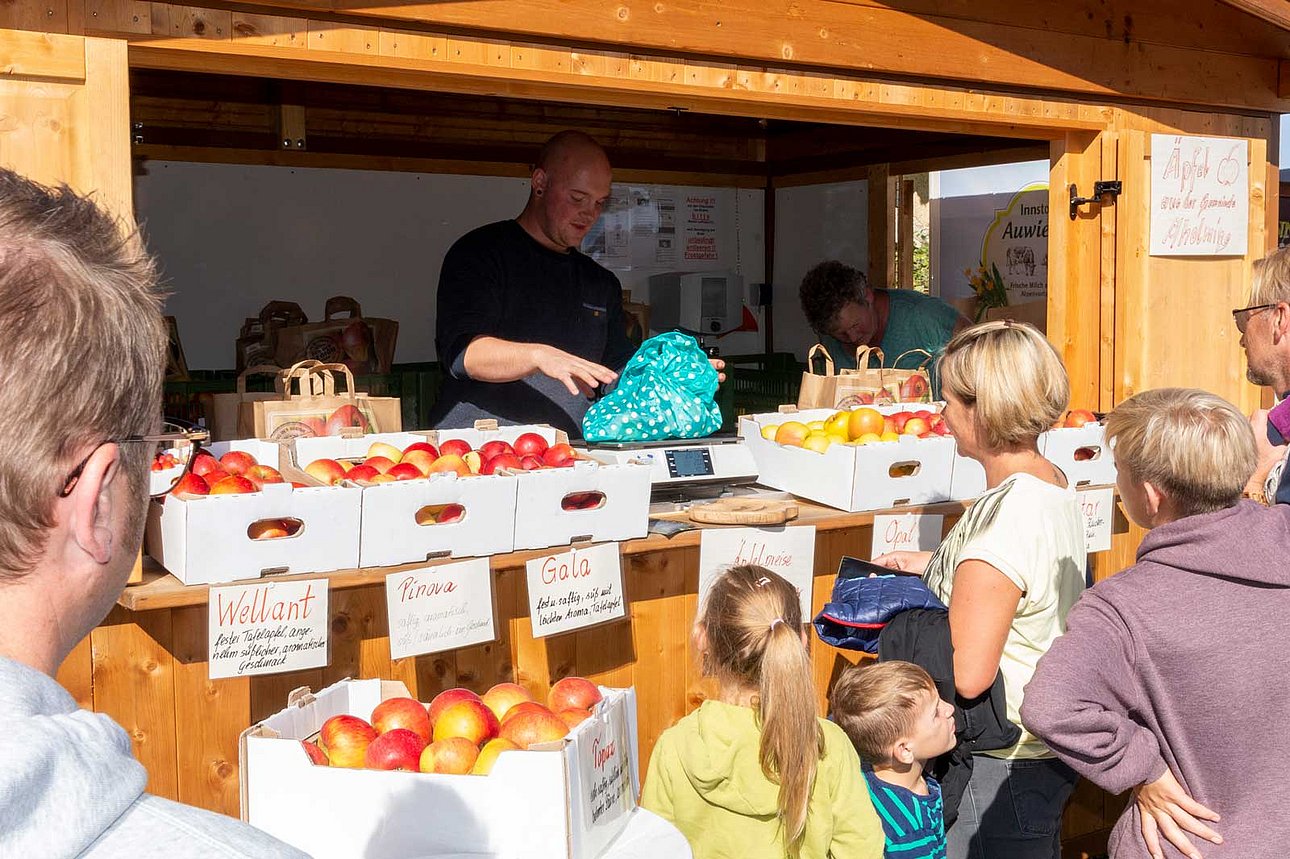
left=875, top=321, right=1086, bottom=858
left=641, top=566, right=883, bottom=859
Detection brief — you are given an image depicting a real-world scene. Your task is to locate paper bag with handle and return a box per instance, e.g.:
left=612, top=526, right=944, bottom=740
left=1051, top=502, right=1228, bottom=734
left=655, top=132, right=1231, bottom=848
left=798, top=345, right=934, bottom=410
left=203, top=361, right=326, bottom=441
left=273, top=296, right=398, bottom=375
left=234, top=301, right=308, bottom=373
left=239, top=362, right=402, bottom=441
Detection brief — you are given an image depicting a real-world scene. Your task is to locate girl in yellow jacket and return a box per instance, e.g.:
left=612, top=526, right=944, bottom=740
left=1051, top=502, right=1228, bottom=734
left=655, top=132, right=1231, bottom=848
left=642, top=565, right=884, bottom=859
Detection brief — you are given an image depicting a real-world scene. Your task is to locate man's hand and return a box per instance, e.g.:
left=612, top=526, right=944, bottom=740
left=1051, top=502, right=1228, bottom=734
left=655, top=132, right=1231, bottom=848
left=1246, top=409, right=1286, bottom=498
left=709, top=358, right=726, bottom=384
left=531, top=344, right=618, bottom=397
left=1134, top=770, right=1221, bottom=859
left=871, top=551, right=933, bottom=576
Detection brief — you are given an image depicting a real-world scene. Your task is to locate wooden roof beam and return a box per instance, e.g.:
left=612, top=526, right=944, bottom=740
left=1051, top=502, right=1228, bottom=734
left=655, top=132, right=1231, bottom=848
left=1219, top=0, right=1290, bottom=32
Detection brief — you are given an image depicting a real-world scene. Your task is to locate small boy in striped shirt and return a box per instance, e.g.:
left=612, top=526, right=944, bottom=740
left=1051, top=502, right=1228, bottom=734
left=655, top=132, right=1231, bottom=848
left=830, top=661, right=957, bottom=859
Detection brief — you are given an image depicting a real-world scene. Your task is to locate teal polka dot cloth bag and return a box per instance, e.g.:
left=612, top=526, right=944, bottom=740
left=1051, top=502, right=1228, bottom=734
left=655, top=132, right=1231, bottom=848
left=582, top=331, right=721, bottom=442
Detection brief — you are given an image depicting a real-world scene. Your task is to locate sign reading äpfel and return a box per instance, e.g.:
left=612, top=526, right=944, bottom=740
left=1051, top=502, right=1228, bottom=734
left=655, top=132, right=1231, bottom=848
left=525, top=543, right=626, bottom=638
left=208, top=579, right=329, bottom=680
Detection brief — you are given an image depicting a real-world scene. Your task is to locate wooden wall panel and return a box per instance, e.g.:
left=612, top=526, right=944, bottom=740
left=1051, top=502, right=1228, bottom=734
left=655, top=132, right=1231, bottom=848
left=55, top=635, right=94, bottom=711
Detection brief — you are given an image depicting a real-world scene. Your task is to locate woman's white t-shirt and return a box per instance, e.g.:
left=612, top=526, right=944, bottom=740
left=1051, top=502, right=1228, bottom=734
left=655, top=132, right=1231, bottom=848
left=922, top=472, right=1087, bottom=759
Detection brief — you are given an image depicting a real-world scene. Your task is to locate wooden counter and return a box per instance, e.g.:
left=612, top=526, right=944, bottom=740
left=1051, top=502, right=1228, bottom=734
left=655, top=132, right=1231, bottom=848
left=61, top=496, right=1134, bottom=856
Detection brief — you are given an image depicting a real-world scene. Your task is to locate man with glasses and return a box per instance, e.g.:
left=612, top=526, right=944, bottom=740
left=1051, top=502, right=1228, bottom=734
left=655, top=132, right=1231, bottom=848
left=1235, top=248, right=1290, bottom=506
left=0, top=170, right=306, bottom=857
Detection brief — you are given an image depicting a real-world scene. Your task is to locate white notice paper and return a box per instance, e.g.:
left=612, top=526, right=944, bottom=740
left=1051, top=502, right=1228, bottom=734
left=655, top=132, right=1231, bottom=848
left=208, top=579, right=329, bottom=680
left=526, top=543, right=626, bottom=638
left=386, top=559, right=496, bottom=660
left=698, top=526, right=816, bottom=618
left=1150, top=134, right=1248, bottom=256
left=1079, top=488, right=1115, bottom=554
left=871, top=514, right=944, bottom=557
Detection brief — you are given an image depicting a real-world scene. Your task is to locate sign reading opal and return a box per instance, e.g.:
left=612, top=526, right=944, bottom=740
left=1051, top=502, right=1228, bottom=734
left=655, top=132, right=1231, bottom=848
left=208, top=579, right=329, bottom=680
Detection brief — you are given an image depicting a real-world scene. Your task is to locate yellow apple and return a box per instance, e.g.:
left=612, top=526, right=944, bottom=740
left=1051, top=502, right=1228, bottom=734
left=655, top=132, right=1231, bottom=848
left=760, top=424, right=779, bottom=440
left=366, top=442, right=403, bottom=464
left=824, top=411, right=851, bottom=438
left=802, top=432, right=832, bottom=453
left=774, top=422, right=809, bottom=447
left=858, top=432, right=883, bottom=445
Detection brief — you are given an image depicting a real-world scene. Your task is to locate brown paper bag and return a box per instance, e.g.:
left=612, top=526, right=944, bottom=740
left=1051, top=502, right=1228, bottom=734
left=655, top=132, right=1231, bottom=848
left=234, top=301, right=308, bottom=373
left=798, top=345, right=934, bottom=409
left=203, top=362, right=329, bottom=441
left=273, top=296, right=398, bottom=375
left=240, top=362, right=402, bottom=441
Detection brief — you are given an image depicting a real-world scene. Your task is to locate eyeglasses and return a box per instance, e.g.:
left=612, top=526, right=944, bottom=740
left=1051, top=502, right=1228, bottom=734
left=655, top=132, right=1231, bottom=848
left=59, top=428, right=209, bottom=500
left=1233, top=303, right=1276, bottom=334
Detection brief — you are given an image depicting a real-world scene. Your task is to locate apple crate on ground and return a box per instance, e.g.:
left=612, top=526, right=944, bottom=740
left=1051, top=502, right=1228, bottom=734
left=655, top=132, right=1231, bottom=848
left=241, top=678, right=639, bottom=859
left=739, top=406, right=960, bottom=512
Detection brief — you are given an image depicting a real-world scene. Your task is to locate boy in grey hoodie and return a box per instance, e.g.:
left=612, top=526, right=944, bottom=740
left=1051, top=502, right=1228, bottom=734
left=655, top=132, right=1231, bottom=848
left=1023, top=388, right=1290, bottom=859
left=0, top=170, right=307, bottom=859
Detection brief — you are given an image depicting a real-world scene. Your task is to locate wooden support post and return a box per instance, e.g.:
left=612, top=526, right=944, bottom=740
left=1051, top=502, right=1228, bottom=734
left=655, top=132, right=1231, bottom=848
left=277, top=103, right=306, bottom=150
left=867, top=164, right=896, bottom=290
left=897, top=177, right=915, bottom=290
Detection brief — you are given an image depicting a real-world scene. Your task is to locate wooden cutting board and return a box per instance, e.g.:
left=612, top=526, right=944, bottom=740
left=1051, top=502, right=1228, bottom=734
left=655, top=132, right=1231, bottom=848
left=688, top=497, right=799, bottom=525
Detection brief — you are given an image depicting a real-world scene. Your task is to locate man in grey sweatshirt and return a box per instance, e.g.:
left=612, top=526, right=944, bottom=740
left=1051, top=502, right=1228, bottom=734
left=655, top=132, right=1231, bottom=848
left=1023, top=388, right=1290, bottom=859
left=0, top=169, right=308, bottom=858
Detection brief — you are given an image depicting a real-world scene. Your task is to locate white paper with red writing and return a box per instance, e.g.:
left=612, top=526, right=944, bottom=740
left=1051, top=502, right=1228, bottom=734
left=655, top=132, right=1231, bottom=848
left=526, top=542, right=626, bottom=639
left=871, top=513, right=944, bottom=557
left=1150, top=134, right=1248, bottom=257
left=1079, top=487, right=1115, bottom=554
left=570, top=689, right=637, bottom=856
left=208, top=578, right=329, bottom=680
left=385, top=559, right=495, bottom=660
left=698, top=526, right=816, bottom=617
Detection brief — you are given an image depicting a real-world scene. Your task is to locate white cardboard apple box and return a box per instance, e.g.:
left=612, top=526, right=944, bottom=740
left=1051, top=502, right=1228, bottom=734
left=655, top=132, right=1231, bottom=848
left=145, top=481, right=362, bottom=585
left=240, top=678, right=640, bottom=859
left=738, top=407, right=957, bottom=511
left=510, top=454, right=652, bottom=551
left=1040, top=422, right=1117, bottom=487
left=148, top=438, right=286, bottom=496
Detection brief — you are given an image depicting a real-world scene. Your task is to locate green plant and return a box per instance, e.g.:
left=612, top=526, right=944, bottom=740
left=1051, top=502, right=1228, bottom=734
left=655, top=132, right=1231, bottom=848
left=964, top=262, right=1010, bottom=322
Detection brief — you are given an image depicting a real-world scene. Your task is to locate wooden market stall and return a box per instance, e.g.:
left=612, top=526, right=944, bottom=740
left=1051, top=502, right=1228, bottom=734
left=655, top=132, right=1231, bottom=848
left=2, top=0, right=1287, bottom=855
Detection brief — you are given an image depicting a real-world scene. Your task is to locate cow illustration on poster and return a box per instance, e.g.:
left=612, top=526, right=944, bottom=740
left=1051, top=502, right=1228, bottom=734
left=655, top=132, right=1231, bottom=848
left=981, top=183, right=1049, bottom=305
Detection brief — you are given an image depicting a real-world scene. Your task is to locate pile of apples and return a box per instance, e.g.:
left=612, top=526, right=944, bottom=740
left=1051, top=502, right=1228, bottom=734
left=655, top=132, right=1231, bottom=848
left=168, top=450, right=292, bottom=498
left=306, top=677, right=603, bottom=777
left=303, top=433, right=578, bottom=487
left=761, top=407, right=950, bottom=453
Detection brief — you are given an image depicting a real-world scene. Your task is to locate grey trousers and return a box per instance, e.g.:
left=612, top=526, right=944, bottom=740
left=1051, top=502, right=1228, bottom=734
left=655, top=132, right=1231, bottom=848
left=947, top=755, right=1078, bottom=859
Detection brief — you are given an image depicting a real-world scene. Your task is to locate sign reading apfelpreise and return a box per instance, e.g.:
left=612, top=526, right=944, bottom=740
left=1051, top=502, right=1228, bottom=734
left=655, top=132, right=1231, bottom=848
left=386, top=559, right=495, bottom=660
left=208, top=579, right=329, bottom=680
left=526, top=543, right=626, bottom=638
left=698, top=526, right=816, bottom=617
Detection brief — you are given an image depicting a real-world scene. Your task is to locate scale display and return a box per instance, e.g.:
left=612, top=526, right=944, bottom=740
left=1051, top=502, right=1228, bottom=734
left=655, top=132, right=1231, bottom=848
left=664, top=447, right=715, bottom=479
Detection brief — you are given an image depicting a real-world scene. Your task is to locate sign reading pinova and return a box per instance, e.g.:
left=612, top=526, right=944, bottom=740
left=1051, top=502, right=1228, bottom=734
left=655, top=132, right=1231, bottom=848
left=1079, top=487, right=1115, bottom=554
left=1150, top=134, right=1248, bottom=256
left=871, top=513, right=944, bottom=557
left=385, top=559, right=496, bottom=660
left=698, top=526, right=816, bottom=617
left=208, top=579, right=329, bottom=680
left=526, top=543, right=626, bottom=638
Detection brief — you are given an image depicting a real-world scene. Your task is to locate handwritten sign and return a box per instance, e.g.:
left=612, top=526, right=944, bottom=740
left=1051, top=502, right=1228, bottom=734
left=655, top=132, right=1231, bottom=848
left=526, top=543, right=626, bottom=638
left=385, top=560, right=495, bottom=660
left=1150, top=135, right=1248, bottom=256
left=575, top=691, right=636, bottom=845
left=698, top=526, right=816, bottom=617
left=1079, top=488, right=1115, bottom=554
left=208, top=579, right=329, bottom=680
left=872, top=513, right=944, bottom=557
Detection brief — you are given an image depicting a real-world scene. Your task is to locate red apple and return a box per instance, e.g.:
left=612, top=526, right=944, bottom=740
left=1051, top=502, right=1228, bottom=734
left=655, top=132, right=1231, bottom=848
left=427, top=454, right=471, bottom=477
left=501, top=701, right=554, bottom=725
left=364, top=728, right=427, bottom=771
left=401, top=449, right=437, bottom=476
left=519, top=455, right=545, bottom=471
left=481, top=454, right=522, bottom=475
left=304, top=458, right=347, bottom=486
left=419, top=737, right=479, bottom=774
left=318, top=714, right=378, bottom=769
left=433, top=699, right=499, bottom=746
left=362, top=456, right=396, bottom=474
left=481, top=682, right=534, bottom=722
left=371, top=696, right=432, bottom=743
left=388, top=462, right=425, bottom=481
left=302, top=740, right=329, bottom=766
left=191, top=453, right=223, bottom=479
left=209, top=475, right=256, bottom=494
left=439, top=439, right=472, bottom=458
left=548, top=676, right=602, bottom=712
left=480, top=440, right=515, bottom=462
left=403, top=441, right=439, bottom=458
left=436, top=504, right=465, bottom=524
left=512, top=432, right=549, bottom=457
left=244, top=464, right=284, bottom=488
left=171, top=472, right=209, bottom=499
left=887, top=411, right=912, bottom=433
left=541, top=444, right=576, bottom=468
left=218, top=450, right=258, bottom=476
left=1064, top=409, right=1098, bottom=428
left=499, top=709, right=569, bottom=748
left=325, top=404, right=370, bottom=436
left=248, top=519, right=289, bottom=540
left=427, top=687, right=483, bottom=727
left=345, top=464, right=381, bottom=484
left=902, top=417, right=929, bottom=437
left=557, top=709, right=592, bottom=730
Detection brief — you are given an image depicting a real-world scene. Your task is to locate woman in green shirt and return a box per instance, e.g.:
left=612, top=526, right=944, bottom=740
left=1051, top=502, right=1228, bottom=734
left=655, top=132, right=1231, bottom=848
left=800, top=261, right=969, bottom=382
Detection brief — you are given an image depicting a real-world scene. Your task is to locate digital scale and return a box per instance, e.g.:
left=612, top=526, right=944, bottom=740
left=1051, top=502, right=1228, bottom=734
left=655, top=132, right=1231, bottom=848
left=582, top=435, right=760, bottom=502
